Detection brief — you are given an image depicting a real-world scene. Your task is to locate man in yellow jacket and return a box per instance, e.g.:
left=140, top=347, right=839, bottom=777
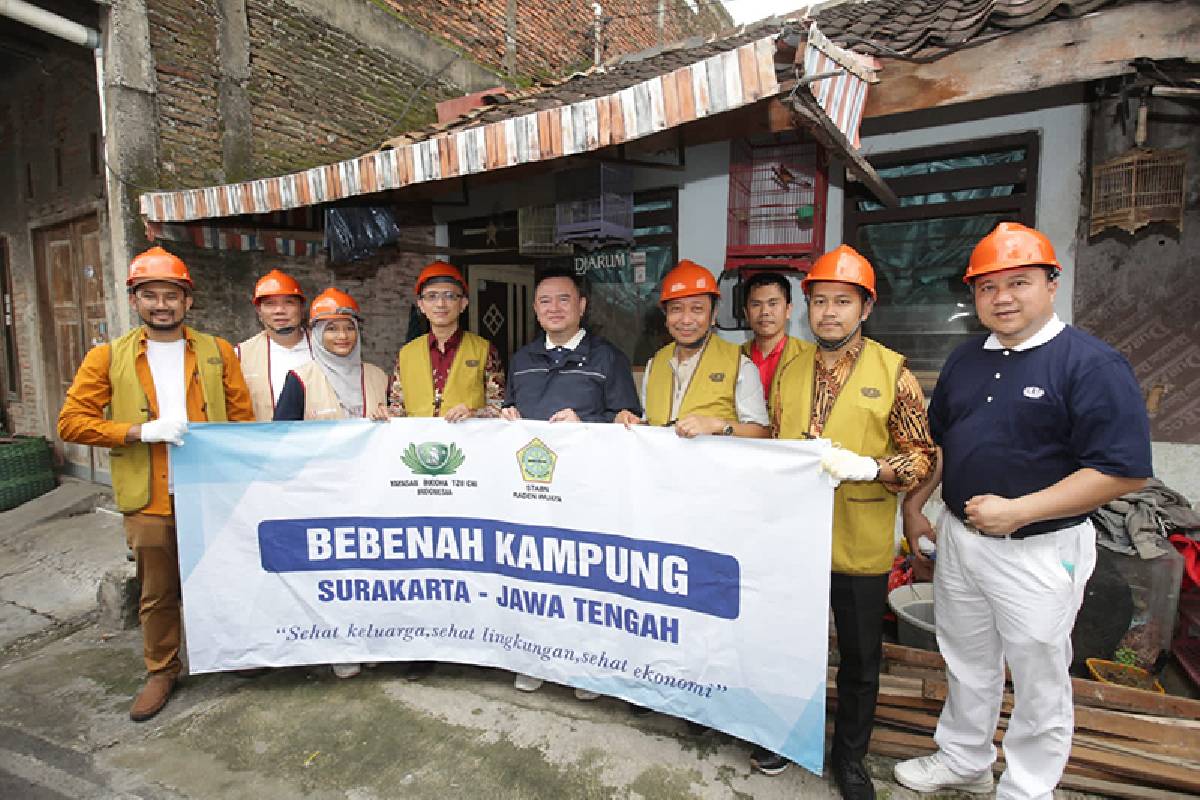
left=616, top=259, right=768, bottom=438
left=58, top=247, right=253, bottom=722
left=389, top=261, right=503, bottom=420
left=757, top=246, right=935, bottom=800
left=235, top=269, right=312, bottom=421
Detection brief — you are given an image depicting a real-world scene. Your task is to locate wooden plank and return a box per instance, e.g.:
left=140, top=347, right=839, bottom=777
left=737, top=43, right=761, bottom=102
left=881, top=642, right=946, bottom=669
left=788, top=90, right=899, bottom=208
left=1058, top=771, right=1197, bottom=800
left=1074, top=706, right=1200, bottom=759
left=864, top=2, right=1200, bottom=118
left=1070, top=742, right=1200, bottom=794
left=675, top=68, right=696, bottom=123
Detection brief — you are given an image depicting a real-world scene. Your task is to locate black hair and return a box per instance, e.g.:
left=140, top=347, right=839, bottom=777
left=743, top=272, right=792, bottom=305
left=535, top=268, right=589, bottom=299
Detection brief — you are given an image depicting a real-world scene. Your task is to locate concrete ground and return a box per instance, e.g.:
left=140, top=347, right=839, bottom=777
left=0, top=482, right=1088, bottom=799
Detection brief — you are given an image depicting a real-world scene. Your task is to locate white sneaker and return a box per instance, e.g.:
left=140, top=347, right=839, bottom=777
left=513, top=673, right=543, bottom=692
left=894, top=753, right=993, bottom=794
left=574, top=688, right=600, bottom=701
left=331, top=663, right=362, bottom=679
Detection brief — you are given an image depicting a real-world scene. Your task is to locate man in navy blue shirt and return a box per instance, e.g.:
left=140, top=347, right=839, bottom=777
left=894, top=223, right=1151, bottom=799
left=500, top=268, right=642, bottom=694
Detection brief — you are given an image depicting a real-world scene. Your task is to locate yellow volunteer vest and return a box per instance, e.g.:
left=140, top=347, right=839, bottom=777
left=773, top=338, right=903, bottom=575
left=293, top=361, right=389, bottom=420
left=742, top=336, right=813, bottom=417
left=645, top=334, right=741, bottom=426
left=396, top=331, right=489, bottom=417
left=237, top=331, right=312, bottom=421
left=108, top=327, right=227, bottom=513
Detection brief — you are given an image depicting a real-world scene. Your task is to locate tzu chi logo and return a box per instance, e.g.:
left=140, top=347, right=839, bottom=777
left=516, top=438, right=557, bottom=483
left=1023, top=386, right=1046, bottom=399
left=401, top=441, right=466, bottom=476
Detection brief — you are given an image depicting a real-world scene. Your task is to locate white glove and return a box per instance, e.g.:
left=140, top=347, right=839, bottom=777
left=140, top=418, right=187, bottom=446
left=820, top=446, right=880, bottom=482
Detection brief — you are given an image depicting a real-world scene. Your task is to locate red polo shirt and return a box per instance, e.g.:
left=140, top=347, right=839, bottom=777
left=748, top=337, right=787, bottom=397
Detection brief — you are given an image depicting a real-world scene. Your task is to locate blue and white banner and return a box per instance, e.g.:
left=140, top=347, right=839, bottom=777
left=172, top=420, right=834, bottom=773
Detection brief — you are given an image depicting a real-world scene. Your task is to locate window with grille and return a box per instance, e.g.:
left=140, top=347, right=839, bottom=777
left=844, top=132, right=1039, bottom=385
left=0, top=238, right=18, bottom=400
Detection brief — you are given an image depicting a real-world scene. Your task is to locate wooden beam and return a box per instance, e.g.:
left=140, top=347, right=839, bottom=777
left=787, top=90, right=900, bottom=208
left=864, top=1, right=1200, bottom=118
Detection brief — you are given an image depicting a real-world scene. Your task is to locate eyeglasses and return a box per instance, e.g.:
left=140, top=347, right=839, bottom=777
left=420, top=291, right=464, bottom=303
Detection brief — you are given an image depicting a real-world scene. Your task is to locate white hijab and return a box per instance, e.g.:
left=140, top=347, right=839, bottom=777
left=311, top=318, right=365, bottom=417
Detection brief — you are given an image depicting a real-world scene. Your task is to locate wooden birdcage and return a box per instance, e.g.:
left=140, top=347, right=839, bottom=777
left=518, top=206, right=572, bottom=256
left=555, top=163, right=634, bottom=247
left=727, top=135, right=826, bottom=259
left=1090, top=148, right=1186, bottom=236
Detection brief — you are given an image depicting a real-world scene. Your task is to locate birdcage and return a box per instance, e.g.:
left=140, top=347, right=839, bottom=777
left=727, top=136, right=826, bottom=258
left=518, top=206, right=572, bottom=256
left=555, top=162, right=634, bottom=247
left=1090, top=148, right=1186, bottom=236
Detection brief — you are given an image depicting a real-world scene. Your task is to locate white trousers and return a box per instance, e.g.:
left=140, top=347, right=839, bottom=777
left=933, top=513, right=1096, bottom=800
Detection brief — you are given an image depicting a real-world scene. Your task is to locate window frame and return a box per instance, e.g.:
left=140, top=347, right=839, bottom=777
left=0, top=237, right=19, bottom=401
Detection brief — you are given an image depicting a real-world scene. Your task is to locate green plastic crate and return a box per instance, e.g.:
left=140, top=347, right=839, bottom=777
left=0, top=436, right=56, bottom=512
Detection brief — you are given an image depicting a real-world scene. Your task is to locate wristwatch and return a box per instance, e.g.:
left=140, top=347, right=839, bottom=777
left=721, top=424, right=734, bottom=436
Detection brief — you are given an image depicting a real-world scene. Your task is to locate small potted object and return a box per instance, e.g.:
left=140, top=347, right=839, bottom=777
left=1086, top=647, right=1165, bottom=693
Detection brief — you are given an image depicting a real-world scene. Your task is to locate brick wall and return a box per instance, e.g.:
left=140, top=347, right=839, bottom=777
left=146, top=0, right=480, bottom=190
left=0, top=49, right=106, bottom=437
left=147, top=0, right=226, bottom=190
left=243, top=0, right=466, bottom=177
left=382, top=0, right=733, bottom=80
left=168, top=232, right=431, bottom=372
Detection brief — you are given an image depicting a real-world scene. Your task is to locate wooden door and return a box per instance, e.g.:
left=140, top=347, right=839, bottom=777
left=467, top=265, right=535, bottom=376
left=34, top=215, right=109, bottom=480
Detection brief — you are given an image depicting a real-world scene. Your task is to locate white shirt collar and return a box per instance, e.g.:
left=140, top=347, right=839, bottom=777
left=983, top=314, right=1065, bottom=352
left=545, top=328, right=586, bottom=351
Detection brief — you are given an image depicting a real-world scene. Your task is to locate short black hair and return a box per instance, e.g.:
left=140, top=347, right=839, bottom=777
left=535, top=268, right=588, bottom=299
left=743, top=272, right=792, bottom=305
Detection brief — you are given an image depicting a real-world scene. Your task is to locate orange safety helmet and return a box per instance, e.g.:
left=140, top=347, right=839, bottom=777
left=801, top=245, right=876, bottom=301
left=310, top=288, right=361, bottom=323
left=253, top=269, right=305, bottom=304
left=415, top=261, right=465, bottom=295
left=127, top=246, right=193, bottom=290
left=660, top=259, right=720, bottom=304
left=964, top=222, right=1060, bottom=283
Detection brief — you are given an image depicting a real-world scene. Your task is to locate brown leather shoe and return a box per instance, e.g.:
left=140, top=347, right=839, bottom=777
left=130, top=674, right=176, bottom=722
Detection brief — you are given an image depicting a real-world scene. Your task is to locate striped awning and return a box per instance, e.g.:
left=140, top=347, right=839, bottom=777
left=140, top=35, right=784, bottom=224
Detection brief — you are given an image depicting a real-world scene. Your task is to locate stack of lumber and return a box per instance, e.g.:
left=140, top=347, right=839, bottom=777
left=830, top=641, right=1200, bottom=798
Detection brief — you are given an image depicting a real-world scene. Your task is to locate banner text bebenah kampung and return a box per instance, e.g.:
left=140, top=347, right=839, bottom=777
left=258, top=518, right=743, bottom=642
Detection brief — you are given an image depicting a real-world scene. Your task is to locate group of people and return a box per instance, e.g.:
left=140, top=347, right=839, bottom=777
left=56, top=220, right=1152, bottom=800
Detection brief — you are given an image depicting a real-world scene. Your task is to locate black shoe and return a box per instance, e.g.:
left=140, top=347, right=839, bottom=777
left=404, top=661, right=435, bottom=681
left=832, top=757, right=875, bottom=800
left=750, top=746, right=790, bottom=776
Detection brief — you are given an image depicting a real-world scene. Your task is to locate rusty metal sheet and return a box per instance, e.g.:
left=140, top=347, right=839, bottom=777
left=662, top=72, right=681, bottom=128
left=240, top=182, right=256, bottom=214
left=675, top=68, right=696, bottom=122
left=503, top=118, right=518, bottom=167
left=721, top=49, right=743, bottom=110
left=397, top=145, right=413, bottom=186
left=647, top=78, right=666, bottom=135
left=755, top=37, right=778, bottom=95
left=608, top=94, right=626, bottom=145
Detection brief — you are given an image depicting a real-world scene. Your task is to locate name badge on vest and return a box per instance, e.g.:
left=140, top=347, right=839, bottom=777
left=709, top=372, right=725, bottom=382
left=861, top=387, right=881, bottom=398
left=465, top=359, right=480, bottom=367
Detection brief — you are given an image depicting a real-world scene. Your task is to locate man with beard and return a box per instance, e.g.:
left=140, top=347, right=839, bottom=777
left=236, top=269, right=312, bottom=421
left=616, top=259, right=769, bottom=439
left=58, top=247, right=254, bottom=721
left=758, top=245, right=934, bottom=799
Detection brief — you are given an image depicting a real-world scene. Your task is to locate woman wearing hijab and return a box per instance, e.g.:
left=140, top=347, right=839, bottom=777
left=273, top=288, right=389, bottom=679
left=274, top=288, right=389, bottom=423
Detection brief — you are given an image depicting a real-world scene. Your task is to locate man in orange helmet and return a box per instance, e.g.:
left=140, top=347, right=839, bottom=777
left=236, top=269, right=312, bottom=421
left=756, top=245, right=935, bottom=799
left=615, top=259, right=769, bottom=438
left=390, top=261, right=503, bottom=421
left=894, top=223, right=1151, bottom=799
left=58, top=246, right=254, bottom=722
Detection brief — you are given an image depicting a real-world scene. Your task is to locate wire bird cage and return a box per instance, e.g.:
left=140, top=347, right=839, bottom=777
left=518, top=206, right=572, bottom=256
left=1090, top=148, right=1186, bottom=236
left=555, top=163, right=634, bottom=248
left=727, top=137, right=826, bottom=258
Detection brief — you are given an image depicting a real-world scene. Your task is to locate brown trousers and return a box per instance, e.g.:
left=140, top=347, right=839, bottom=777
left=123, top=512, right=182, bottom=677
